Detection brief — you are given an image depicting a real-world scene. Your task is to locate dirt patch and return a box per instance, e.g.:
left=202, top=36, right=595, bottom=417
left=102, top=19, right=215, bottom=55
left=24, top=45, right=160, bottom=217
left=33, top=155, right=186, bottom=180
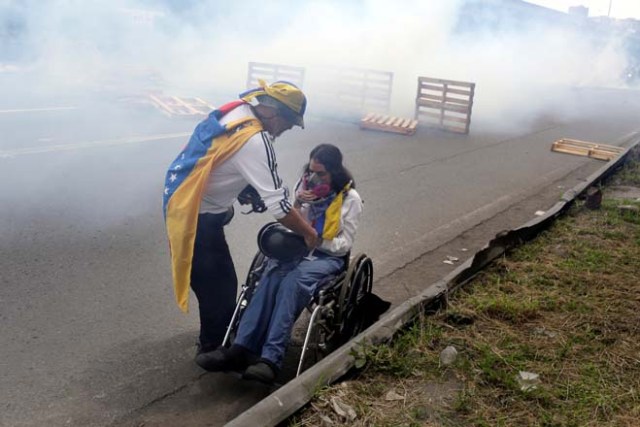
left=605, top=185, right=640, bottom=201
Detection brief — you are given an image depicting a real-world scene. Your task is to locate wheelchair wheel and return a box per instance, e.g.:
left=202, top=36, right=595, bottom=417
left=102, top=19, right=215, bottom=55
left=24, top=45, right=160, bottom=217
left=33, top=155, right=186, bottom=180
left=222, top=250, right=267, bottom=347
left=340, top=254, right=373, bottom=341
left=295, top=307, right=325, bottom=376
left=244, top=251, right=266, bottom=294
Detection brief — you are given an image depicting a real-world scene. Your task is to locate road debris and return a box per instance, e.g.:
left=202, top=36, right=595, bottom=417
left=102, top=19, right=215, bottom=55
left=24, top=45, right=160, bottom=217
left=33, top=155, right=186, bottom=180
left=318, top=413, right=334, bottom=426
left=384, top=390, right=405, bottom=401
left=551, top=138, right=623, bottom=161
left=443, top=255, right=459, bottom=265
left=330, top=397, right=357, bottom=422
left=516, top=371, right=541, bottom=392
left=533, top=327, right=557, bottom=338
left=439, top=346, right=458, bottom=367
left=618, top=204, right=639, bottom=216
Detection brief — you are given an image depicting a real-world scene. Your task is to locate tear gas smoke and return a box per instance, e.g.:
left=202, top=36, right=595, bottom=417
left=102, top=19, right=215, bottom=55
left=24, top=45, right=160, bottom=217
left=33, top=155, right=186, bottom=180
left=0, top=0, right=635, bottom=227
left=1, top=0, right=633, bottom=119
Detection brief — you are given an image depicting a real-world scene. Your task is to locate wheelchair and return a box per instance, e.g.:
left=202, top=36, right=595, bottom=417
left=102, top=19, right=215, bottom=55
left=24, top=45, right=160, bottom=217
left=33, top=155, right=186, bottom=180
left=222, top=223, right=374, bottom=377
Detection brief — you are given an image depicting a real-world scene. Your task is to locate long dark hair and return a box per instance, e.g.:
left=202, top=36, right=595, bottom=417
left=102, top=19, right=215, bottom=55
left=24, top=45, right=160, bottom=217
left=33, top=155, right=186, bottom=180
left=303, top=144, right=355, bottom=192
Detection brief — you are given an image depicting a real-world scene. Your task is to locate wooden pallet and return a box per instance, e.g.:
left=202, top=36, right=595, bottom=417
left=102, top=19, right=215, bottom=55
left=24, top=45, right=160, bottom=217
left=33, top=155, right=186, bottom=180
left=415, top=76, right=475, bottom=134
left=312, top=66, right=394, bottom=116
left=551, top=138, right=623, bottom=161
left=246, top=61, right=305, bottom=89
left=148, top=93, right=214, bottom=117
left=360, top=113, right=417, bottom=136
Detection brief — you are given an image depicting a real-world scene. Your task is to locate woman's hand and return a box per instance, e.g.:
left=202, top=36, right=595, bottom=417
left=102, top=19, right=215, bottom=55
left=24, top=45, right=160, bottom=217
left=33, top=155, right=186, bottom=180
left=296, top=189, right=317, bottom=203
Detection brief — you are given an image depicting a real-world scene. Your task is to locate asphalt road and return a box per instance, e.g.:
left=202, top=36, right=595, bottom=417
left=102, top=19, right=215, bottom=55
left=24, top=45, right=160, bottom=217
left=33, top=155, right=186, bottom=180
left=1, top=87, right=639, bottom=427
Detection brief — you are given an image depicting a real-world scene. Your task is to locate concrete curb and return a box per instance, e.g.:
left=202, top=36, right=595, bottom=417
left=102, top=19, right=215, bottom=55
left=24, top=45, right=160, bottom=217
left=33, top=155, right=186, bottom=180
left=225, top=135, right=640, bottom=427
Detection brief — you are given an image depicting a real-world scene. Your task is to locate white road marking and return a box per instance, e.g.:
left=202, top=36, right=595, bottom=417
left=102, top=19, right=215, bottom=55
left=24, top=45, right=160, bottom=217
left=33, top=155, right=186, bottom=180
left=0, top=132, right=191, bottom=158
left=0, top=107, right=79, bottom=114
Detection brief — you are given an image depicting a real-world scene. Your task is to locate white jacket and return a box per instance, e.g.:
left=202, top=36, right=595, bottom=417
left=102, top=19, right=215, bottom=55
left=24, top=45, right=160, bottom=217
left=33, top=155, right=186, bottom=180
left=199, top=104, right=291, bottom=219
left=296, top=184, right=363, bottom=257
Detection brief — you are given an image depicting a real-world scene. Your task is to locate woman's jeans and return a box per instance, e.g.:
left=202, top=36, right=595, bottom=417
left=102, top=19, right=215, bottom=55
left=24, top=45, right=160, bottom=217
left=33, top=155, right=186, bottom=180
left=234, top=252, right=344, bottom=368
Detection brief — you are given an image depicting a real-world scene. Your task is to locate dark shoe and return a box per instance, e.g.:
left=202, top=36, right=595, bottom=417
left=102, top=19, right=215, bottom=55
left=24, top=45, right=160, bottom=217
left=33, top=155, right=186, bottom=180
left=242, top=359, right=278, bottom=384
left=195, top=341, right=217, bottom=356
left=195, top=344, right=256, bottom=372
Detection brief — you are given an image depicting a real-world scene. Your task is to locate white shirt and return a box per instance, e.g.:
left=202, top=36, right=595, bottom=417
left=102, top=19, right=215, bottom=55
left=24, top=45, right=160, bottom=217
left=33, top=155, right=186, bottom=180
left=297, top=187, right=363, bottom=256
left=199, top=104, right=291, bottom=219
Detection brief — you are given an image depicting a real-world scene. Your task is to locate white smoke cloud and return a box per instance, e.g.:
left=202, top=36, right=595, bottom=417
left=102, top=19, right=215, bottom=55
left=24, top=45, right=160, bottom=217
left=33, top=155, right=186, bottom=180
left=1, top=0, right=634, bottom=130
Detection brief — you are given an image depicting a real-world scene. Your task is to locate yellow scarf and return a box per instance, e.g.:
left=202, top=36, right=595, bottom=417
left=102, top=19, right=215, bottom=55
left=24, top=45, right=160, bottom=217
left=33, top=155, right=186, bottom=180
left=314, top=181, right=352, bottom=240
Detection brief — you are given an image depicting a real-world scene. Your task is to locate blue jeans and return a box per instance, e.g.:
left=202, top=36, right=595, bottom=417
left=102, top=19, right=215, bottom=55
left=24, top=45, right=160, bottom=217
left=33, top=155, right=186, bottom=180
left=234, top=252, right=344, bottom=368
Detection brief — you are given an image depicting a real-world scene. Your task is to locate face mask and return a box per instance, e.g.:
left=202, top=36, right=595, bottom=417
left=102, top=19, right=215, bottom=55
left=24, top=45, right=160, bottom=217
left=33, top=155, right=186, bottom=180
left=305, top=172, right=331, bottom=198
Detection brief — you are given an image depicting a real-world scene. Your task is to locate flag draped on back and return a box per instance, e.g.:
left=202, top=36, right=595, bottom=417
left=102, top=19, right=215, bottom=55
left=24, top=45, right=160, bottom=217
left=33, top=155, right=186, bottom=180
left=163, top=101, right=262, bottom=312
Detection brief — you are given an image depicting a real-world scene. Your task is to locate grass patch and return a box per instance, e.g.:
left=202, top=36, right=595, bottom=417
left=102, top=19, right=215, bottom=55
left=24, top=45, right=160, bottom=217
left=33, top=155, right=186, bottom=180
left=290, top=154, right=640, bottom=427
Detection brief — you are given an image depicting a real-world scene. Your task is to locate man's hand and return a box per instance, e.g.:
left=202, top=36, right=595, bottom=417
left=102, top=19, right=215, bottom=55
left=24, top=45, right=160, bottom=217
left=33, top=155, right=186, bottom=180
left=304, top=232, right=321, bottom=250
left=278, top=209, right=320, bottom=250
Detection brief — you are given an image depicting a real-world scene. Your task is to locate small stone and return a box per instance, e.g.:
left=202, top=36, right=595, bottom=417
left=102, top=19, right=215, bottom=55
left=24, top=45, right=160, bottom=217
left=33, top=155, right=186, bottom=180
left=439, top=345, right=458, bottom=366
left=443, top=260, right=454, bottom=265
left=319, top=414, right=334, bottom=426
left=330, top=397, right=356, bottom=421
left=516, top=371, right=541, bottom=391
left=384, top=390, right=405, bottom=401
left=534, top=210, right=546, bottom=216
left=533, top=327, right=556, bottom=338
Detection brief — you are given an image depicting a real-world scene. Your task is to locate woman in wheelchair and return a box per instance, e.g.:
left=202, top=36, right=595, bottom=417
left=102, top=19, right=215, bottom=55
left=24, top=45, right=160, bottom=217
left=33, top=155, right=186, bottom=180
left=196, top=143, right=363, bottom=383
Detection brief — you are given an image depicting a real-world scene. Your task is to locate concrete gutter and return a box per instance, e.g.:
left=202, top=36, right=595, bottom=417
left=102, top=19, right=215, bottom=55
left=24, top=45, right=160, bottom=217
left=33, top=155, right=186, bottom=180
left=226, top=134, right=640, bottom=427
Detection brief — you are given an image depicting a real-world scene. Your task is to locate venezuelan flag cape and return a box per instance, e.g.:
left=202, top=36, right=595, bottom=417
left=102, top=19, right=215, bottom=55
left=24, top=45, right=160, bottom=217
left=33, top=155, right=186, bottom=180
left=310, top=182, right=352, bottom=240
left=163, top=101, right=262, bottom=312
